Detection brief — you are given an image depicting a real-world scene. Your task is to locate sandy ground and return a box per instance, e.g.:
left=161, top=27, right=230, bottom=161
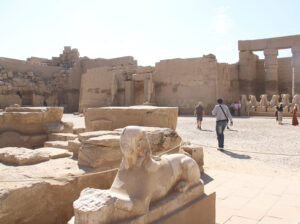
left=61, top=113, right=300, bottom=178
left=176, top=116, right=300, bottom=178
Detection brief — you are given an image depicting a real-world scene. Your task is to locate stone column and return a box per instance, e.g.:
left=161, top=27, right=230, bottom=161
left=143, top=74, right=154, bottom=104
left=125, top=80, right=134, bottom=106
left=238, top=50, right=258, bottom=95
left=292, top=45, right=300, bottom=95
left=264, top=48, right=278, bottom=95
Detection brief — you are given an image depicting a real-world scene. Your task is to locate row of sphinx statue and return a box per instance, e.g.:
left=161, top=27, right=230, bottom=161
left=240, top=94, right=300, bottom=112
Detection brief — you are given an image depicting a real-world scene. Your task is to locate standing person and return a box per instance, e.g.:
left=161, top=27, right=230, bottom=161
left=292, top=104, right=299, bottom=126
left=194, top=101, right=205, bottom=130
left=212, top=98, right=233, bottom=151
left=238, top=101, right=241, bottom=116
left=276, top=103, right=284, bottom=125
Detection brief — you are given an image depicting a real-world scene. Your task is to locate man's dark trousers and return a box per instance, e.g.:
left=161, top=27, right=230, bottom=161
left=216, top=120, right=227, bottom=148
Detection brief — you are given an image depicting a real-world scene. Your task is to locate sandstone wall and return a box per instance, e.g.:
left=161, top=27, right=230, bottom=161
left=278, top=57, right=293, bottom=94
left=81, top=56, right=137, bottom=73
left=254, top=57, right=292, bottom=97
left=216, top=63, right=239, bottom=104
left=78, top=57, right=137, bottom=112
left=79, top=66, right=116, bottom=112
left=0, top=57, right=61, bottom=79
left=153, top=55, right=227, bottom=114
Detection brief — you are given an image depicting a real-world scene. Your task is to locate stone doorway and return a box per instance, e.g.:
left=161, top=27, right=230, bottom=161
left=134, top=81, right=144, bottom=105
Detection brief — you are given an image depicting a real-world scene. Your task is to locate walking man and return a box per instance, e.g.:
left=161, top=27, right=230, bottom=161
left=212, top=98, right=233, bottom=151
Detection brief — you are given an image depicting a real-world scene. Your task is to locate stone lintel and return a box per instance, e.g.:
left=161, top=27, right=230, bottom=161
left=238, top=35, right=300, bottom=51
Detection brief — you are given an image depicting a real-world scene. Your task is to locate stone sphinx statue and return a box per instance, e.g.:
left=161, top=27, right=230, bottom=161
left=73, top=126, right=201, bottom=224
left=269, top=95, right=280, bottom=108
left=281, top=94, right=290, bottom=107
left=248, top=95, right=258, bottom=108
left=259, top=94, right=269, bottom=107
left=292, top=94, right=300, bottom=107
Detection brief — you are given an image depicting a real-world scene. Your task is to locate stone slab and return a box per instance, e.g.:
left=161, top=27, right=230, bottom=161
left=0, top=107, right=63, bottom=135
left=0, top=147, right=72, bottom=165
left=84, top=106, right=178, bottom=131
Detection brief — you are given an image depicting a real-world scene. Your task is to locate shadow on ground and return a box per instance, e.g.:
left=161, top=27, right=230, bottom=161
left=222, top=150, right=251, bottom=159
left=201, top=172, right=214, bottom=185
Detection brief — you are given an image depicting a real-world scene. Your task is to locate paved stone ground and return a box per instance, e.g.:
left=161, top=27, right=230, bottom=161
left=176, top=116, right=300, bottom=223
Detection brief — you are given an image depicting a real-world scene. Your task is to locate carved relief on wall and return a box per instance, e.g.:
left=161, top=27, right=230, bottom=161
left=264, top=49, right=278, bottom=67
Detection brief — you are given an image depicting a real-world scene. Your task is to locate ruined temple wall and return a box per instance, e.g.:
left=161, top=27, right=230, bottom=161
left=81, top=56, right=137, bottom=73
left=278, top=57, right=292, bottom=94
left=255, top=57, right=292, bottom=96
left=153, top=57, right=218, bottom=114
left=78, top=57, right=138, bottom=112
left=78, top=67, right=114, bottom=112
left=216, top=63, right=239, bottom=104
left=0, top=57, right=61, bottom=78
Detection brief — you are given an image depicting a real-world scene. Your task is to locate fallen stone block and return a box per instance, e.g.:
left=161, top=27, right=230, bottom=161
left=78, top=144, right=122, bottom=169
left=68, top=138, right=81, bottom=158
left=0, top=131, right=47, bottom=148
left=83, top=135, right=120, bottom=147
left=78, top=130, right=121, bottom=141
left=84, top=106, right=178, bottom=131
left=0, top=147, right=71, bottom=165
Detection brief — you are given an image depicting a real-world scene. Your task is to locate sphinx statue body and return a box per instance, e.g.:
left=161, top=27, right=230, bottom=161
left=73, top=126, right=201, bottom=224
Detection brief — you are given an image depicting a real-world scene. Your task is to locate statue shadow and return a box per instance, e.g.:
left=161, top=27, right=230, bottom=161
left=200, top=172, right=214, bottom=185
left=222, top=150, right=251, bottom=159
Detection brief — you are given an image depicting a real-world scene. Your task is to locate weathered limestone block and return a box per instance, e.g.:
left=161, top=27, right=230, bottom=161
left=180, top=144, right=204, bottom=173
left=143, top=127, right=182, bottom=154
left=73, top=126, right=213, bottom=224
left=78, top=130, right=121, bottom=141
left=68, top=138, right=81, bottom=158
left=0, top=157, right=118, bottom=224
left=0, top=107, right=63, bottom=135
left=84, top=106, right=178, bottom=131
left=83, top=135, right=120, bottom=147
left=0, top=94, right=22, bottom=108
left=44, top=121, right=73, bottom=133
left=78, top=144, right=122, bottom=169
left=0, top=131, right=47, bottom=148
left=0, top=147, right=72, bottom=165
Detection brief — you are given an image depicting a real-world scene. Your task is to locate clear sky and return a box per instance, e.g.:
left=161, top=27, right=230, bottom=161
left=0, top=0, right=299, bottom=65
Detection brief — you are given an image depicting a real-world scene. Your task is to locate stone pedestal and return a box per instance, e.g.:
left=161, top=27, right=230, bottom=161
left=292, top=45, right=300, bottom=95
left=264, top=49, right=279, bottom=95
left=70, top=184, right=215, bottom=224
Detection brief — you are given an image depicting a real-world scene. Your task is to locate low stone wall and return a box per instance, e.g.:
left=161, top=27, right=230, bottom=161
left=0, top=107, right=63, bottom=148
left=84, top=106, right=178, bottom=131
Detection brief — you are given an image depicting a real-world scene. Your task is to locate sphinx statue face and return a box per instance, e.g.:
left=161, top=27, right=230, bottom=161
left=120, top=126, right=148, bottom=170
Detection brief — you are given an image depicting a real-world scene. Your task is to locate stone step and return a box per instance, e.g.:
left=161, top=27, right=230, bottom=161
left=44, top=141, right=69, bottom=150
left=48, top=133, right=77, bottom=141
